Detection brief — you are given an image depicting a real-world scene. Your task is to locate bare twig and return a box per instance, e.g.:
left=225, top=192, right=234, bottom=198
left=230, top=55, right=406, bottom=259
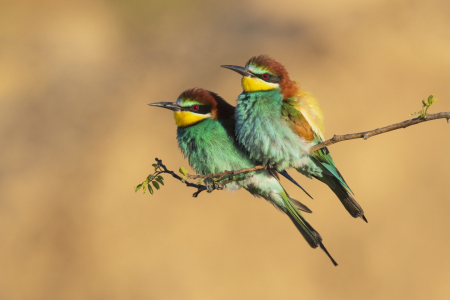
left=310, top=111, right=450, bottom=153
left=155, top=158, right=208, bottom=197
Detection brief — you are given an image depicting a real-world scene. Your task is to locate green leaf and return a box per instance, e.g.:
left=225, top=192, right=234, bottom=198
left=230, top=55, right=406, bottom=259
left=152, top=163, right=158, bottom=168
left=135, top=184, right=143, bottom=192
left=431, top=96, right=437, bottom=105
left=147, top=174, right=153, bottom=181
left=179, top=167, right=188, bottom=176
left=152, top=181, right=160, bottom=190
left=147, top=183, right=154, bottom=195
left=155, top=177, right=164, bottom=186
left=142, top=184, right=147, bottom=194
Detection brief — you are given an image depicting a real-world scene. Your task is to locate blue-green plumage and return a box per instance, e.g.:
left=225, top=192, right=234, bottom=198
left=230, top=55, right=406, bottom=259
left=177, top=111, right=337, bottom=264
left=235, top=89, right=311, bottom=171
left=224, top=55, right=365, bottom=221
left=235, top=90, right=365, bottom=221
left=177, top=118, right=254, bottom=186
left=149, top=88, right=338, bottom=265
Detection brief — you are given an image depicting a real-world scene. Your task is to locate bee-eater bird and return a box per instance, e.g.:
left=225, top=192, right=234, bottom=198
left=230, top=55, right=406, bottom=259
left=149, top=88, right=338, bottom=266
left=221, top=55, right=366, bottom=222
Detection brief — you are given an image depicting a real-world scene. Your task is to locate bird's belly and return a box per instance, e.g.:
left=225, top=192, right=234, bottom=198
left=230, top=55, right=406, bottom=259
left=235, top=93, right=313, bottom=171
left=239, top=119, right=313, bottom=171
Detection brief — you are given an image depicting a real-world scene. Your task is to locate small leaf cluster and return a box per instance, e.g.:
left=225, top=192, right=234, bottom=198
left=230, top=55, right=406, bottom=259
left=410, top=95, right=437, bottom=119
left=135, top=164, right=165, bottom=195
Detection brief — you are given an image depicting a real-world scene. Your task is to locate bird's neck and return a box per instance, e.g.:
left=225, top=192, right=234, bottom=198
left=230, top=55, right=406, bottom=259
left=238, top=89, right=284, bottom=117
left=176, top=118, right=254, bottom=178
left=177, top=119, right=213, bottom=155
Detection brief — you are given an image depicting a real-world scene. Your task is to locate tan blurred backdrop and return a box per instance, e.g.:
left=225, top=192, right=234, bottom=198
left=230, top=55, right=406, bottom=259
left=1, top=0, right=450, bottom=299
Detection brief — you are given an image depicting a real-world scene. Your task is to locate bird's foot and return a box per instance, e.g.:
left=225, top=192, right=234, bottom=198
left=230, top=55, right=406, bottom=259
left=204, top=178, right=214, bottom=193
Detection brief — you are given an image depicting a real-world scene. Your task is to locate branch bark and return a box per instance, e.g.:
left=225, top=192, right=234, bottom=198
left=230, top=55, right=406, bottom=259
left=155, top=159, right=270, bottom=197
left=310, top=111, right=450, bottom=153
left=153, top=111, right=449, bottom=197
left=187, top=165, right=268, bottom=180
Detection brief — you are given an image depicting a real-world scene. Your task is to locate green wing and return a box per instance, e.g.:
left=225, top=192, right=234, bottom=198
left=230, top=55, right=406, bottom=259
left=311, top=140, right=353, bottom=195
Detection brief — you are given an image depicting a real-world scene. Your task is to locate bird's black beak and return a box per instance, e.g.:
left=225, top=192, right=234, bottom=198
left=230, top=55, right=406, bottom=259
left=148, top=102, right=182, bottom=111
left=221, top=65, right=253, bottom=77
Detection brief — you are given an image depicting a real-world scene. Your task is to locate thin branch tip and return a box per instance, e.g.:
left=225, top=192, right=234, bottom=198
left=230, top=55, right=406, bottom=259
left=154, top=158, right=209, bottom=197
left=310, top=111, right=449, bottom=152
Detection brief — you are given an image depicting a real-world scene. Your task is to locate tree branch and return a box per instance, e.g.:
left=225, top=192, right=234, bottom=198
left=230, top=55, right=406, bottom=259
left=149, top=110, right=449, bottom=198
left=155, top=159, right=269, bottom=197
left=310, top=111, right=450, bottom=153
left=155, top=158, right=208, bottom=197
left=187, top=165, right=268, bottom=180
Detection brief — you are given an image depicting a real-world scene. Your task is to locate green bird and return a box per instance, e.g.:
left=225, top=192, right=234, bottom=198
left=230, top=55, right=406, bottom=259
left=222, top=55, right=366, bottom=222
left=149, top=88, right=338, bottom=266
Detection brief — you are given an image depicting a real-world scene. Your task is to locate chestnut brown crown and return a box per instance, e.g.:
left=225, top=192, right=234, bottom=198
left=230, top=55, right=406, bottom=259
left=179, top=88, right=235, bottom=120
left=245, top=55, right=299, bottom=98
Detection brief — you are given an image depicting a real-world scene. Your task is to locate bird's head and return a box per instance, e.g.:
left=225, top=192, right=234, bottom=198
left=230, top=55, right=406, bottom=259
left=221, top=55, right=298, bottom=98
left=148, top=88, right=234, bottom=127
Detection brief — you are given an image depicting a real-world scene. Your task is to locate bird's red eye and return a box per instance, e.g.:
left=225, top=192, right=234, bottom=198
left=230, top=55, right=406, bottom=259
left=192, top=105, right=199, bottom=111
left=262, top=73, right=270, bottom=79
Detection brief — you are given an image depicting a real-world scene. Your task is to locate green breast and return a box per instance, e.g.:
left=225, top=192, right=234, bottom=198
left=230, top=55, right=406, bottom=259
left=234, top=89, right=311, bottom=171
left=176, top=118, right=254, bottom=180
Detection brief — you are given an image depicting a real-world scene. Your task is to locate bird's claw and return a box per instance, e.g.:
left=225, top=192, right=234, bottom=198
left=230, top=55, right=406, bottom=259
left=204, top=178, right=214, bottom=193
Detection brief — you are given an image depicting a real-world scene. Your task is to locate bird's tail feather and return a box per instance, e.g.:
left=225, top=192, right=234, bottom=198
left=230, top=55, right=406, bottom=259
left=309, top=151, right=365, bottom=221
left=281, top=190, right=338, bottom=266
left=289, top=196, right=312, bottom=213
left=279, top=170, right=313, bottom=199
left=315, top=173, right=367, bottom=222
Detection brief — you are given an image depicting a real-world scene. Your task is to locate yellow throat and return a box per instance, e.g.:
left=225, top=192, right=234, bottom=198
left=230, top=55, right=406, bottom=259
left=241, top=77, right=279, bottom=92
left=174, top=111, right=206, bottom=127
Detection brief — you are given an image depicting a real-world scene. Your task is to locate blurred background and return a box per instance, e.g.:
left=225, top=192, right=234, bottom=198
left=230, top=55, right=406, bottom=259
left=1, top=0, right=450, bottom=299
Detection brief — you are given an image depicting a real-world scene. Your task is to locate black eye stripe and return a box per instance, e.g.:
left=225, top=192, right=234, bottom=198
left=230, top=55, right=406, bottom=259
left=253, top=72, right=282, bottom=83
left=181, top=105, right=212, bottom=114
